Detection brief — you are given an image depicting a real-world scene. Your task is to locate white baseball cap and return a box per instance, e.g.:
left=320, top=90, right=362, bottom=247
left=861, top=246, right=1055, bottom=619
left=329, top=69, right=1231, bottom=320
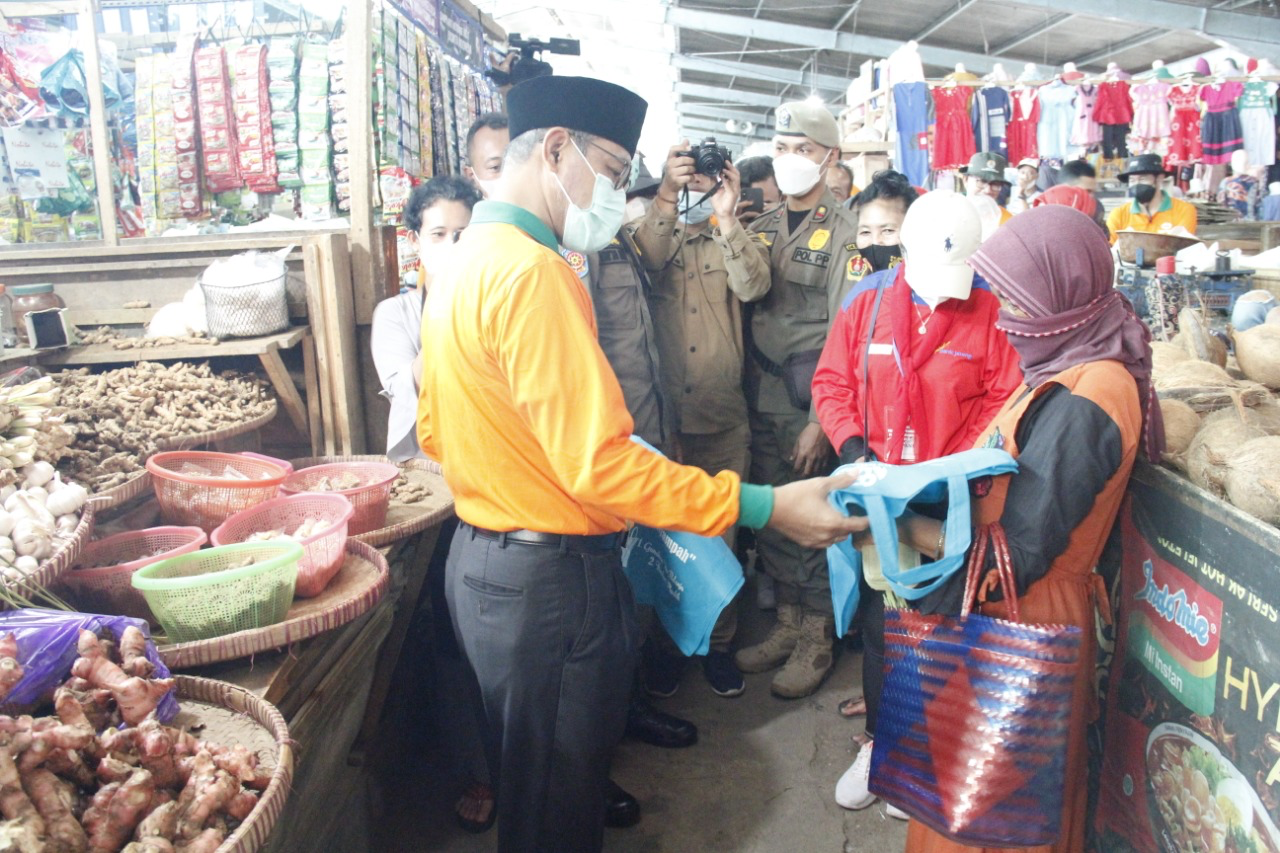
left=901, top=190, right=981, bottom=301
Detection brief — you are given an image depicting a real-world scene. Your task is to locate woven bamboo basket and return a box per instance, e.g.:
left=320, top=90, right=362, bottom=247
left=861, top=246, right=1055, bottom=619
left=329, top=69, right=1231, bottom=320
left=86, top=468, right=153, bottom=511
left=157, top=539, right=389, bottom=669
left=287, top=455, right=454, bottom=547
left=174, top=675, right=293, bottom=853
left=158, top=402, right=279, bottom=451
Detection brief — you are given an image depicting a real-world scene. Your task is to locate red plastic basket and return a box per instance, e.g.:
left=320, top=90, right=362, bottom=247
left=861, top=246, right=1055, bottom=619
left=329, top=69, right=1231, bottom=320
left=146, top=452, right=291, bottom=534
left=62, top=526, right=208, bottom=622
left=210, top=493, right=354, bottom=598
left=279, top=462, right=399, bottom=536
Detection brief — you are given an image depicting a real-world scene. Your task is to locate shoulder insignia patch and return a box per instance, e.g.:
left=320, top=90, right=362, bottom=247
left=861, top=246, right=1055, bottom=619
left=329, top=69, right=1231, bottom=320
left=561, top=249, right=587, bottom=274
left=847, top=256, right=871, bottom=281
left=756, top=231, right=776, bottom=248
left=813, top=205, right=829, bottom=223
left=845, top=242, right=859, bottom=253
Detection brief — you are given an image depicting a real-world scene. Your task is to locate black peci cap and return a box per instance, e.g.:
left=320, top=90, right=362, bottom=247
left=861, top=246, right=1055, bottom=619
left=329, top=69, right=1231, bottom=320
left=506, top=76, right=648, bottom=154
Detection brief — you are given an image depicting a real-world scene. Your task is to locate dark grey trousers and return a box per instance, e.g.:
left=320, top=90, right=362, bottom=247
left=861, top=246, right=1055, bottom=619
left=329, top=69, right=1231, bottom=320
left=445, top=523, right=640, bottom=853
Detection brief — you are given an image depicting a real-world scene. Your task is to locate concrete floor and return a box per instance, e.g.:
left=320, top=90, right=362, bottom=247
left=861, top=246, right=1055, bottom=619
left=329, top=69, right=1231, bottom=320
left=371, top=578, right=908, bottom=853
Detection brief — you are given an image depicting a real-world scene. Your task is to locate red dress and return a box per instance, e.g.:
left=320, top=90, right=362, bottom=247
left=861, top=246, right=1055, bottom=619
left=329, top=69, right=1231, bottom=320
left=931, top=85, right=976, bottom=171
left=1165, top=84, right=1202, bottom=168
left=1006, top=88, right=1040, bottom=164
left=1092, top=80, right=1134, bottom=125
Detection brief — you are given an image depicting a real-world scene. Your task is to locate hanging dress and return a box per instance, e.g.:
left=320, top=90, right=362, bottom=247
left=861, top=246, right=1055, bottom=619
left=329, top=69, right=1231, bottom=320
left=1200, top=81, right=1245, bottom=165
left=1070, top=84, right=1101, bottom=149
left=1239, top=79, right=1278, bottom=168
left=1130, top=80, right=1172, bottom=154
left=1036, top=81, right=1076, bottom=161
left=970, top=86, right=1011, bottom=160
left=932, top=84, right=976, bottom=171
left=1165, top=84, right=1202, bottom=168
left=1007, top=87, right=1040, bottom=164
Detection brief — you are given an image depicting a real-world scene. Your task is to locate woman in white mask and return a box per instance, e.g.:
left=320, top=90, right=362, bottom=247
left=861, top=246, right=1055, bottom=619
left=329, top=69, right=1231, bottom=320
left=371, top=174, right=480, bottom=462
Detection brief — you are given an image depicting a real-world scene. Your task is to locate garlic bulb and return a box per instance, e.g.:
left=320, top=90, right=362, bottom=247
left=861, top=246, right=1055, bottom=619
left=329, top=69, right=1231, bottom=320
left=13, top=556, right=37, bottom=573
left=7, top=493, right=53, bottom=529
left=55, top=514, right=77, bottom=535
left=45, top=483, right=87, bottom=518
left=20, top=461, right=54, bottom=489
left=12, top=518, right=51, bottom=560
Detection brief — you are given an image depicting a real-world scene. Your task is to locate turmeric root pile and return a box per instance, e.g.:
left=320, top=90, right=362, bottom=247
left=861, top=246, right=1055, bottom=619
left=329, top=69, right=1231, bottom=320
left=0, top=628, right=270, bottom=852
left=51, top=364, right=275, bottom=493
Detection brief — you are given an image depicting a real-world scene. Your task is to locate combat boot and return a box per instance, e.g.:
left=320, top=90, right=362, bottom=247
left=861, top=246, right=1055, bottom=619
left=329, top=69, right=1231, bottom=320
left=734, top=602, right=800, bottom=673
left=770, top=610, right=835, bottom=699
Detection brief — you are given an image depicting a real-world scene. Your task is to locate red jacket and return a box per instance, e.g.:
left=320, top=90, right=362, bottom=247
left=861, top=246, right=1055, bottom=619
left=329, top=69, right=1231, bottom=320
left=812, top=269, right=1023, bottom=462
left=1092, top=81, right=1133, bottom=125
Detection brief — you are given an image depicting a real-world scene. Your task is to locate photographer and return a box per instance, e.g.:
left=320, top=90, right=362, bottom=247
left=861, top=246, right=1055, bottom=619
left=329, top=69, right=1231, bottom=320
left=631, top=140, right=771, bottom=698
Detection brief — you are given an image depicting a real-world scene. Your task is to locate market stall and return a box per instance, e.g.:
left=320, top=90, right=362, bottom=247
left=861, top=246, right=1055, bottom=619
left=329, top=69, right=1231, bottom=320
left=0, top=4, right=484, bottom=849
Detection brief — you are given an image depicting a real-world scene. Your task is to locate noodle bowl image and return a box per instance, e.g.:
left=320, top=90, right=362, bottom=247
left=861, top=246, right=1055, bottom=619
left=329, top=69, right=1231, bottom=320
left=1146, top=723, right=1280, bottom=853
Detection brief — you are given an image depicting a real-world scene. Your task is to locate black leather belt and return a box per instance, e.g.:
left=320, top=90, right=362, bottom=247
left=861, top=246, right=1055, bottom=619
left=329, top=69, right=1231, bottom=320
left=467, top=523, right=623, bottom=553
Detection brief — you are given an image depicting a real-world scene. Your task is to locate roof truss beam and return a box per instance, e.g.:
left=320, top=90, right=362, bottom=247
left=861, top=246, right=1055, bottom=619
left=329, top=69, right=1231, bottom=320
left=674, top=54, right=848, bottom=95
left=994, top=0, right=1280, bottom=50
left=678, top=103, right=774, bottom=126
left=912, top=0, right=982, bottom=41
left=676, top=81, right=841, bottom=112
left=991, top=14, right=1074, bottom=55
left=666, top=7, right=1009, bottom=74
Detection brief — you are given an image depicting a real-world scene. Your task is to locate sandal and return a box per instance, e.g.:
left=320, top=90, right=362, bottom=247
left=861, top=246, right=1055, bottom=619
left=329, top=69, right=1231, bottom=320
left=455, top=781, right=496, bottom=834
left=838, top=696, right=867, bottom=718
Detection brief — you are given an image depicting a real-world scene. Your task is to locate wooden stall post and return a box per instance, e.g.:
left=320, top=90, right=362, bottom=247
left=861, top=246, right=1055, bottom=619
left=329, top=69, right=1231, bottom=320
left=78, top=0, right=118, bottom=246
left=304, top=233, right=367, bottom=455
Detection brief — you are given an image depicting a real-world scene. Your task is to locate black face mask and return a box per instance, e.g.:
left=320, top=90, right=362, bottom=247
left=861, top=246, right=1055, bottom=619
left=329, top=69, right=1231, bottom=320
left=862, top=244, right=904, bottom=272
left=1129, top=183, right=1158, bottom=205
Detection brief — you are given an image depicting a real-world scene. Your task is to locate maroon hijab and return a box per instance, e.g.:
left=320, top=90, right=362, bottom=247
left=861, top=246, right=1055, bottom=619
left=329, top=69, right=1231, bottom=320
left=968, top=206, right=1165, bottom=461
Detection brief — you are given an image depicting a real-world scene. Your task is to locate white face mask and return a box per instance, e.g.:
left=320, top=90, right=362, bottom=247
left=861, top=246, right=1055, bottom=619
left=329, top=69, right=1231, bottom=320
left=476, top=177, right=502, bottom=199
left=773, top=152, right=826, bottom=196
left=418, top=240, right=454, bottom=278
left=554, top=139, right=627, bottom=254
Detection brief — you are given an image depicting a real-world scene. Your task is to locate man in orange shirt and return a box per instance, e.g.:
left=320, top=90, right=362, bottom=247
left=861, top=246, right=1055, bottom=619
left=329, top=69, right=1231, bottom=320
left=417, top=75, right=863, bottom=853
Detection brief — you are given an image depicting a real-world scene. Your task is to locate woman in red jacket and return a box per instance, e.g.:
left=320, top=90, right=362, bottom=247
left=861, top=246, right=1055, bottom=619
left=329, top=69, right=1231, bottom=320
left=814, top=188, right=1023, bottom=817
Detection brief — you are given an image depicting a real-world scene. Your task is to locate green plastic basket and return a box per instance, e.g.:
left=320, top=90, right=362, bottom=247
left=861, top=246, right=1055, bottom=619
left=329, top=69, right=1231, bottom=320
left=131, top=542, right=302, bottom=643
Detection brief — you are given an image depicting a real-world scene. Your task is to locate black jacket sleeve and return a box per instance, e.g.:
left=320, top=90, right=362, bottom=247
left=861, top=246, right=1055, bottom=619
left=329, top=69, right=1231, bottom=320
left=918, top=384, right=1124, bottom=615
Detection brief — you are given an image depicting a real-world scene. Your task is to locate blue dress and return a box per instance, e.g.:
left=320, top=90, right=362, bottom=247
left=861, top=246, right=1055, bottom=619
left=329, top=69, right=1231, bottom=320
left=1037, top=81, right=1076, bottom=161
left=970, top=86, right=1011, bottom=159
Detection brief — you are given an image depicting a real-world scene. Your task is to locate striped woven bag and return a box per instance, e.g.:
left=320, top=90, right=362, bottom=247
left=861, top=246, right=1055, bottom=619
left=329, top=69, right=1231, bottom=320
left=869, top=523, right=1082, bottom=846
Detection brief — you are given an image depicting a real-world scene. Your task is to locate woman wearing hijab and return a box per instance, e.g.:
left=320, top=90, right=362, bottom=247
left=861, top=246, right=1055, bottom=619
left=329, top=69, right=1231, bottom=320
left=868, top=205, right=1164, bottom=853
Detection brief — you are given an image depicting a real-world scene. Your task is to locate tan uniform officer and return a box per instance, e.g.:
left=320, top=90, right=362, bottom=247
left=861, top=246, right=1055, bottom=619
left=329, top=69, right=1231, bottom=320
left=632, top=141, right=771, bottom=697
left=737, top=101, right=862, bottom=699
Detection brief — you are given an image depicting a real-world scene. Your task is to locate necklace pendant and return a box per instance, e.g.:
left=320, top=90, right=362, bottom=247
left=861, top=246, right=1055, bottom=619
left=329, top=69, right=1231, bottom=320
left=918, top=323, right=927, bottom=334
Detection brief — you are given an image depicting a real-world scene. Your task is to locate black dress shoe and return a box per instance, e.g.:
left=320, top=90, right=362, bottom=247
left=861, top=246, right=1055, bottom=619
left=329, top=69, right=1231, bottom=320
left=624, top=697, right=698, bottom=749
left=605, top=779, right=640, bottom=829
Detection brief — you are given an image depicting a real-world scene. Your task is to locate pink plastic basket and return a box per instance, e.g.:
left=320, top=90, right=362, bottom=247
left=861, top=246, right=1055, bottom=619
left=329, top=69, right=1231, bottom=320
left=147, top=452, right=291, bottom=533
left=210, top=493, right=354, bottom=598
left=279, top=462, right=399, bottom=536
left=62, top=526, right=208, bottom=622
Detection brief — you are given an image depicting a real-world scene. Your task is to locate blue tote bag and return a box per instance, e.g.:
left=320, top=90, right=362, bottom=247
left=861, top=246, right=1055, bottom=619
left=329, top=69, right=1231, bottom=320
left=825, top=448, right=1018, bottom=632
left=620, top=438, right=744, bottom=656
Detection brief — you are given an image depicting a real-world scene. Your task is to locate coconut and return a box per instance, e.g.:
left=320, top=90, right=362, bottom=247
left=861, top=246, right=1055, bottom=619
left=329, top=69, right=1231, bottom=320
left=1175, top=308, right=1228, bottom=367
left=1151, top=341, right=1190, bottom=374
left=1154, top=360, right=1236, bottom=391
left=1267, top=306, right=1280, bottom=326
left=1233, top=323, right=1280, bottom=389
left=1159, top=399, right=1201, bottom=468
left=1223, top=436, right=1280, bottom=525
left=1186, top=408, right=1270, bottom=495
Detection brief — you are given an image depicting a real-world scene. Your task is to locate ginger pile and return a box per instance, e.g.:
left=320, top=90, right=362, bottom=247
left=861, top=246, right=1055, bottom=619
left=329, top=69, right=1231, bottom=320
left=74, top=329, right=218, bottom=351
left=52, top=364, right=275, bottom=493
left=390, top=476, right=431, bottom=506
left=0, top=628, right=270, bottom=853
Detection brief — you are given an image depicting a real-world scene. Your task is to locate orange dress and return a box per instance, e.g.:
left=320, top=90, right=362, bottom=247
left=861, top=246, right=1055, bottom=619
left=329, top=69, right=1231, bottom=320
left=905, top=360, right=1141, bottom=853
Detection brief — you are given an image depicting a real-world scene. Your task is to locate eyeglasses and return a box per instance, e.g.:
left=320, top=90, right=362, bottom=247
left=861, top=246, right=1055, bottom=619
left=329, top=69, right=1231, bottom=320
left=585, top=139, right=636, bottom=191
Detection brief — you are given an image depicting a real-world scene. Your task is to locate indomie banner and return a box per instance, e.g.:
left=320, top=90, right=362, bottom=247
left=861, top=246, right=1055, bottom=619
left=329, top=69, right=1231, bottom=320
left=1095, top=465, right=1280, bottom=853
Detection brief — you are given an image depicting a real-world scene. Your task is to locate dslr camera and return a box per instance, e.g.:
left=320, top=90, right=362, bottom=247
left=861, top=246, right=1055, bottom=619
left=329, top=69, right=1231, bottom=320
left=678, top=137, right=731, bottom=177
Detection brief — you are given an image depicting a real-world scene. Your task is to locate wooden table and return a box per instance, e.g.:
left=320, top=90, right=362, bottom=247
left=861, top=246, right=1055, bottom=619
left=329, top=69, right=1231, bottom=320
left=35, top=326, right=322, bottom=454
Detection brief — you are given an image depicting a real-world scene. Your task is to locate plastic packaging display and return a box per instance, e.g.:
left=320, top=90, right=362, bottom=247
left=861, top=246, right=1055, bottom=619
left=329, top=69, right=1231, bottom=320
left=0, top=608, right=178, bottom=720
